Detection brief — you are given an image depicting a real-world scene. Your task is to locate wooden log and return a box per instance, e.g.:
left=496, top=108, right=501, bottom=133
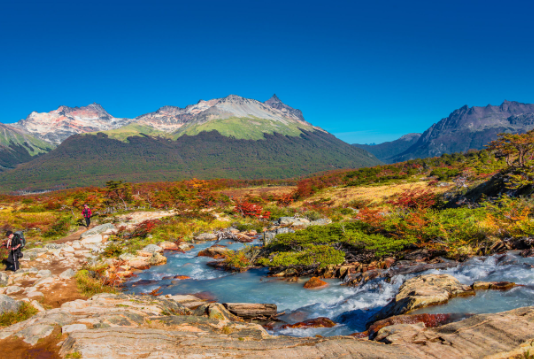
left=223, top=303, right=278, bottom=318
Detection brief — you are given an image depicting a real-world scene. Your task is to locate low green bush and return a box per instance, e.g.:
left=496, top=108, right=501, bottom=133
left=0, top=302, right=38, bottom=327
left=257, top=244, right=344, bottom=268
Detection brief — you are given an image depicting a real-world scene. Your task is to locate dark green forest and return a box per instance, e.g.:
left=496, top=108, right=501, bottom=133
left=0, top=130, right=381, bottom=192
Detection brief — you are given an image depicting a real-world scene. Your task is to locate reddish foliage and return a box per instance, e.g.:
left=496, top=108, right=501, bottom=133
left=234, top=201, right=270, bottom=219
left=133, top=219, right=161, bottom=238
left=387, top=188, right=436, bottom=209
left=355, top=208, right=386, bottom=228
left=149, top=287, right=163, bottom=297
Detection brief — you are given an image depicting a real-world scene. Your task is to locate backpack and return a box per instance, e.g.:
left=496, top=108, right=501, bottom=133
left=14, top=231, right=26, bottom=249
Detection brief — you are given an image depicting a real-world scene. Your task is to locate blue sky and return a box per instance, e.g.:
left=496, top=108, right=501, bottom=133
left=1, top=0, right=534, bottom=144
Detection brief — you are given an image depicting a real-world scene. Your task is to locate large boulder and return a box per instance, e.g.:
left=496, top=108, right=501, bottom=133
left=81, top=223, right=116, bottom=239
left=141, top=244, right=163, bottom=254
left=375, top=274, right=474, bottom=321
left=197, top=245, right=229, bottom=258
left=80, top=235, right=104, bottom=246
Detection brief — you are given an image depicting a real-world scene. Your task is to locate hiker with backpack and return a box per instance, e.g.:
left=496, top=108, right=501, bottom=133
left=82, top=204, right=92, bottom=228
left=5, top=230, right=25, bottom=272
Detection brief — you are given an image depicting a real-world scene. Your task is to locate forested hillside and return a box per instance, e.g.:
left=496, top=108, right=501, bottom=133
left=0, top=130, right=380, bottom=192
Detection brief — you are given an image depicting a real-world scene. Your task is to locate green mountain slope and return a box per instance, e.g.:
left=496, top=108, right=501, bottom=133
left=0, top=123, right=55, bottom=171
left=0, top=130, right=381, bottom=192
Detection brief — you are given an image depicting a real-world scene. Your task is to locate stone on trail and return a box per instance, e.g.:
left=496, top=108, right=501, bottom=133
left=0, top=272, right=10, bottom=286
left=27, top=291, right=44, bottom=299
left=31, top=300, right=46, bottom=312
left=62, top=323, right=88, bottom=334
left=37, top=269, right=52, bottom=278
left=80, top=235, right=104, bottom=246
left=0, top=294, right=22, bottom=314
left=5, top=286, right=23, bottom=295
left=81, top=223, right=116, bottom=238
left=60, top=268, right=77, bottom=279
left=16, top=324, right=55, bottom=345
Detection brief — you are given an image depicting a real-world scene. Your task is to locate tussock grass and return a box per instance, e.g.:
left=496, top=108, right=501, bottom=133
left=75, top=269, right=117, bottom=298
left=0, top=302, right=38, bottom=327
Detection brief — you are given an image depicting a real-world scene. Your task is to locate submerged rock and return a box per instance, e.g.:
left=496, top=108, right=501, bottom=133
left=472, top=281, right=516, bottom=291
left=303, top=277, right=328, bottom=289
left=281, top=317, right=336, bottom=329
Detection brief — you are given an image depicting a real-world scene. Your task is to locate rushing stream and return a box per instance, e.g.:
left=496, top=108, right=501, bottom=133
left=124, top=240, right=534, bottom=337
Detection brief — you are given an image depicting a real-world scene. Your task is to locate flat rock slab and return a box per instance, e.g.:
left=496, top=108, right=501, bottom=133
left=16, top=324, right=54, bottom=345
left=59, top=327, right=418, bottom=359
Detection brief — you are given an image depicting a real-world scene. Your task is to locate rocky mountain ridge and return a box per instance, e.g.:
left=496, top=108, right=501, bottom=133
left=389, top=100, right=534, bottom=162
left=10, top=95, right=315, bottom=144
left=353, top=133, right=421, bottom=163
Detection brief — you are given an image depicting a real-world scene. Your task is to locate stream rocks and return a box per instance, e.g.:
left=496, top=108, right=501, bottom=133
left=303, top=277, right=328, bottom=289
left=198, top=245, right=229, bottom=258
left=281, top=317, right=336, bottom=329
left=375, top=274, right=475, bottom=320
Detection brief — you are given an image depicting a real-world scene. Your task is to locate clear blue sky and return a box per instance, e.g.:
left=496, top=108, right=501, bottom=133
left=1, top=0, right=534, bottom=144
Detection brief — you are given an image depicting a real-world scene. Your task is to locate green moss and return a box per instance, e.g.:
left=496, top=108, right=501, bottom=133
left=258, top=244, right=344, bottom=268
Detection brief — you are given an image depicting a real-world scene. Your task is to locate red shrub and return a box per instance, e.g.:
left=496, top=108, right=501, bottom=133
left=387, top=188, right=436, bottom=209
left=234, top=201, right=270, bottom=219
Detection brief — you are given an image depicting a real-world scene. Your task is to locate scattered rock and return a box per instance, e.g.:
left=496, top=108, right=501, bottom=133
left=80, top=235, right=104, bottom=246
left=158, top=241, right=179, bottom=250
left=303, top=277, right=328, bottom=289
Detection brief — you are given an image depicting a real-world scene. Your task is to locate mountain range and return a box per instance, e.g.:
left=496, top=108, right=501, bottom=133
left=354, top=100, right=534, bottom=163
left=0, top=95, right=380, bottom=191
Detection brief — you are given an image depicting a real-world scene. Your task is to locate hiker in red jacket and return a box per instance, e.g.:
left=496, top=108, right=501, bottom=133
left=82, top=204, right=92, bottom=228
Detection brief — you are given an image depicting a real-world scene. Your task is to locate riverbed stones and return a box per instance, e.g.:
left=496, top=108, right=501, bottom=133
left=158, top=241, right=179, bottom=250
left=198, top=245, right=229, bottom=258
left=376, top=274, right=474, bottom=320
left=282, top=317, right=336, bottom=329
left=223, top=303, right=277, bottom=319
left=147, top=252, right=167, bottom=266
left=194, top=232, right=217, bottom=241
left=303, top=277, right=328, bottom=289
left=472, top=280, right=516, bottom=290
left=141, top=244, right=163, bottom=254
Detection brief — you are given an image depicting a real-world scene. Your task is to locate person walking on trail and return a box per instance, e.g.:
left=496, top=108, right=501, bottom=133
left=5, top=231, right=22, bottom=272
left=82, top=204, right=92, bottom=228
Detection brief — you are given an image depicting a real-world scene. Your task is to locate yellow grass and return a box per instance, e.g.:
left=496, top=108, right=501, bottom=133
left=219, top=186, right=296, bottom=200
left=292, top=181, right=451, bottom=207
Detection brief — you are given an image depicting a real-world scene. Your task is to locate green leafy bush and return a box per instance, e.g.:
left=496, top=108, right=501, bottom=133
left=258, top=244, right=345, bottom=268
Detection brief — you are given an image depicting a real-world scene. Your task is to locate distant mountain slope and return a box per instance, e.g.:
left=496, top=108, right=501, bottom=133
left=0, top=130, right=381, bottom=192
left=0, top=123, right=54, bottom=171
left=13, top=103, right=133, bottom=144
left=353, top=133, right=421, bottom=163
left=381, top=100, right=534, bottom=162
left=131, top=94, right=314, bottom=140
